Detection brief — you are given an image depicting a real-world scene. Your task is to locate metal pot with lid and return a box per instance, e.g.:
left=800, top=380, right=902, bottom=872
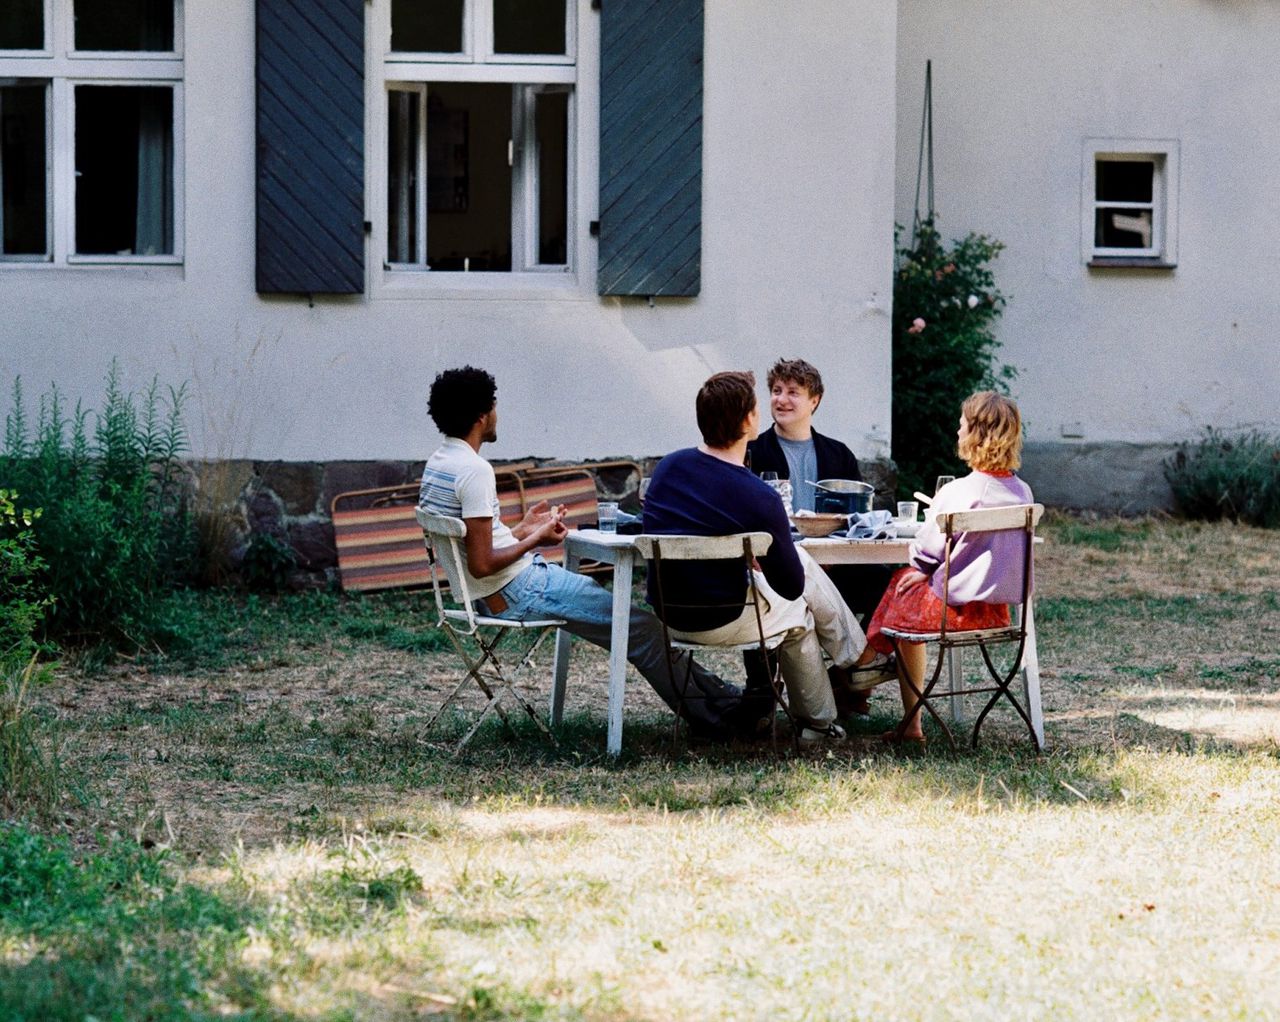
left=813, top=479, right=875, bottom=515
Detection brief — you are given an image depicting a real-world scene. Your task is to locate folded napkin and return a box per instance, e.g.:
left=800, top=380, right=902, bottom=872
left=849, top=509, right=897, bottom=540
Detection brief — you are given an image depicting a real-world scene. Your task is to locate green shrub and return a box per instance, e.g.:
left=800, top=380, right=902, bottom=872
left=0, top=489, right=51, bottom=668
left=1, top=362, right=195, bottom=650
left=1165, top=428, right=1280, bottom=528
left=892, top=218, right=1014, bottom=498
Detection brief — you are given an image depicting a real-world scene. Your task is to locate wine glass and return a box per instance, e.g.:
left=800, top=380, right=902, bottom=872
left=934, top=475, right=956, bottom=495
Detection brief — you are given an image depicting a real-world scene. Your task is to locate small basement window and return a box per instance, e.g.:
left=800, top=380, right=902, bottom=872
left=1083, top=139, right=1179, bottom=268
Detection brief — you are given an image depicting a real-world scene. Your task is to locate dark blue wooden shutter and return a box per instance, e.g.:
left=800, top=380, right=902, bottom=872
left=256, top=0, right=365, bottom=294
left=598, top=0, right=703, bottom=297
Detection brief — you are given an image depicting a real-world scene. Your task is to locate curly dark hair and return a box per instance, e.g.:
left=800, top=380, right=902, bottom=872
left=428, top=366, right=497, bottom=438
left=696, top=371, right=757, bottom=448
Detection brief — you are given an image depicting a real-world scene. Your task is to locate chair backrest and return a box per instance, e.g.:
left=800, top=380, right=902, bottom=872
left=936, top=502, right=1043, bottom=638
left=633, top=532, right=775, bottom=642
left=632, top=532, right=773, bottom=561
left=414, top=508, right=478, bottom=632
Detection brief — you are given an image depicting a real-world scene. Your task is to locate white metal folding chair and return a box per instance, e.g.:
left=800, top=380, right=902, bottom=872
left=634, top=533, right=793, bottom=747
left=415, top=508, right=566, bottom=754
left=881, top=503, right=1045, bottom=751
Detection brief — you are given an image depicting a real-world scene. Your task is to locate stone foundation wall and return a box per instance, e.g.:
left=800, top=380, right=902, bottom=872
left=193, top=455, right=901, bottom=588
left=1019, top=441, right=1177, bottom=515
left=193, top=445, right=1176, bottom=588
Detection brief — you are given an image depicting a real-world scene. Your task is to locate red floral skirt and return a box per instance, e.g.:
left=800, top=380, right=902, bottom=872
left=866, top=567, right=1011, bottom=655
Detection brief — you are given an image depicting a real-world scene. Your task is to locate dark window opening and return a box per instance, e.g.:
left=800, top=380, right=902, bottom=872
left=494, top=0, right=566, bottom=55
left=392, top=0, right=464, bottom=53
left=75, top=85, right=174, bottom=256
left=75, top=0, right=174, bottom=51
left=536, top=90, right=567, bottom=264
left=426, top=82, right=511, bottom=271
left=1, top=82, right=48, bottom=256
left=0, top=0, right=44, bottom=50
left=1096, top=160, right=1153, bottom=203
left=388, top=90, right=420, bottom=263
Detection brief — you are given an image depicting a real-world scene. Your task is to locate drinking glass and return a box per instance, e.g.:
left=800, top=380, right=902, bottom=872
left=597, top=501, right=619, bottom=533
left=934, top=475, right=956, bottom=495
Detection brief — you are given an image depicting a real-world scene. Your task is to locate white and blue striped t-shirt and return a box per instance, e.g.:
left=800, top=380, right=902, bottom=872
left=418, top=438, right=531, bottom=598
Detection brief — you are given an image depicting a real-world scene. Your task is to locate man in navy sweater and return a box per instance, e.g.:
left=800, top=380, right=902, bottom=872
left=643, top=371, right=880, bottom=745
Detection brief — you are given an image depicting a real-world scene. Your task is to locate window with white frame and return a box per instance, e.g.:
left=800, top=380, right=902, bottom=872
left=0, top=0, right=183, bottom=264
left=1083, top=139, right=1178, bottom=266
left=382, top=0, right=575, bottom=274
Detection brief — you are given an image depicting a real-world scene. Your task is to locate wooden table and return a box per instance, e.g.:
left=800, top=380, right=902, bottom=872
left=549, top=530, right=1043, bottom=755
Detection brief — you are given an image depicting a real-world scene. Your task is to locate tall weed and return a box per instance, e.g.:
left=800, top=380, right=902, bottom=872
left=0, top=362, right=196, bottom=649
left=1165, top=428, right=1280, bottom=528
left=0, top=657, right=60, bottom=818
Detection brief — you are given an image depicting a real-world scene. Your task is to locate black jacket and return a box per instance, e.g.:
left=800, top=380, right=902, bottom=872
left=747, top=425, right=863, bottom=485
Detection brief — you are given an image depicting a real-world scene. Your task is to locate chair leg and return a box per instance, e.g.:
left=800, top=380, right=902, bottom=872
left=970, top=638, right=1041, bottom=752
left=426, top=625, right=558, bottom=753
left=890, top=639, right=957, bottom=750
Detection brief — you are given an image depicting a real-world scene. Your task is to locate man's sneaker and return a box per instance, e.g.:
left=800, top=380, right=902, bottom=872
left=844, top=653, right=899, bottom=692
left=797, top=721, right=847, bottom=747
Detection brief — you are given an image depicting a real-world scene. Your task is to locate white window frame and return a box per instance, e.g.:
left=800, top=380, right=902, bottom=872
left=1082, top=138, right=1179, bottom=267
left=0, top=0, right=184, bottom=266
left=372, top=0, right=587, bottom=294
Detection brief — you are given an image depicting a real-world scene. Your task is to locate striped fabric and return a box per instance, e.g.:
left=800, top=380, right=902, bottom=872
left=332, top=480, right=522, bottom=593
left=332, top=469, right=620, bottom=592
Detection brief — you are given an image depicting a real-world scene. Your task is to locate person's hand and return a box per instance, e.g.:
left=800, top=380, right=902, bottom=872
left=895, top=569, right=928, bottom=596
left=516, top=499, right=552, bottom=536
left=532, top=505, right=568, bottom=546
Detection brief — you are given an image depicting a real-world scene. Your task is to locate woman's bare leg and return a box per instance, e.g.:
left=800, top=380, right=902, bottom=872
left=895, top=641, right=928, bottom=739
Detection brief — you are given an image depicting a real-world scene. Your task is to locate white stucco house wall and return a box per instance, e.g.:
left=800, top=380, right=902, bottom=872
left=0, top=0, right=898, bottom=473
left=895, top=0, right=1280, bottom=510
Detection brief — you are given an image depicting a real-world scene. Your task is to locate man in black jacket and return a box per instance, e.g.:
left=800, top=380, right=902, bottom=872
left=747, top=359, right=893, bottom=712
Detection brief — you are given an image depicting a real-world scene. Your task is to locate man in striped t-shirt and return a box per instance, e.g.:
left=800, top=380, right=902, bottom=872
left=419, top=367, right=754, bottom=740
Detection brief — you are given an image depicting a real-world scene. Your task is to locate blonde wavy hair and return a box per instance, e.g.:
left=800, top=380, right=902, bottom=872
left=958, top=391, right=1022, bottom=472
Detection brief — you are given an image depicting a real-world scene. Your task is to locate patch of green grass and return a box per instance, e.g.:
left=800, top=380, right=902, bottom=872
left=1043, top=515, right=1155, bottom=552
left=145, top=588, right=447, bottom=670
left=0, top=823, right=271, bottom=1021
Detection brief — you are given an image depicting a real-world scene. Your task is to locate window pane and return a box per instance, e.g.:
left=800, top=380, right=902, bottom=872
left=388, top=90, right=420, bottom=263
left=427, top=83, right=511, bottom=271
left=75, top=86, right=174, bottom=256
left=1096, top=160, right=1153, bottom=203
left=0, top=0, right=43, bottom=50
left=1095, top=207, right=1153, bottom=249
left=536, top=91, right=567, bottom=264
left=1, top=83, right=48, bottom=256
left=392, top=0, right=464, bottom=53
left=494, top=0, right=566, bottom=55
left=74, top=0, right=174, bottom=51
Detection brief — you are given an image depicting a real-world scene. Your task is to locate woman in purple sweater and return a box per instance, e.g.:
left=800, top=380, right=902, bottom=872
left=857, top=391, right=1033, bottom=743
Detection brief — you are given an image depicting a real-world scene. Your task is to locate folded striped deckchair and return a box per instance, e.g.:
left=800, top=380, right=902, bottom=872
left=331, top=474, right=523, bottom=593
left=331, top=462, right=639, bottom=593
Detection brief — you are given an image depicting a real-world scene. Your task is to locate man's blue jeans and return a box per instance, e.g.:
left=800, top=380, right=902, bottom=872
left=489, top=556, right=745, bottom=732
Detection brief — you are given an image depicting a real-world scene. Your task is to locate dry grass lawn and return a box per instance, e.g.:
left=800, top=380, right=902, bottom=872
left=16, top=515, right=1280, bottom=1020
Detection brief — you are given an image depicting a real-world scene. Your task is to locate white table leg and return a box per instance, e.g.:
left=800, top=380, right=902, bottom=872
left=549, top=546, right=580, bottom=727
left=606, top=553, right=633, bottom=757
left=947, top=647, right=965, bottom=724
left=1020, top=600, right=1045, bottom=749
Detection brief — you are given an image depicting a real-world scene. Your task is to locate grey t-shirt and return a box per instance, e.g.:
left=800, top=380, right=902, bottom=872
left=777, top=435, right=818, bottom=512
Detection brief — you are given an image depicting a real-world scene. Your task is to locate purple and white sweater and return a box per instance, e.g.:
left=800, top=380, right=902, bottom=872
left=910, top=471, right=1035, bottom=606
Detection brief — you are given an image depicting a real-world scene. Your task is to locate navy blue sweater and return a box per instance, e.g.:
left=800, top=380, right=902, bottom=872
left=642, top=448, right=803, bottom=631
